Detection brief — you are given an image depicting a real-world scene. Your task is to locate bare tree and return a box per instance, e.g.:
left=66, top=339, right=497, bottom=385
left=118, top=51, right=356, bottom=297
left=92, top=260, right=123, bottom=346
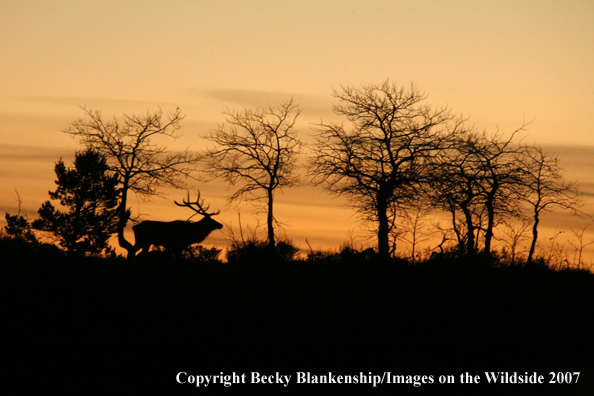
left=432, top=129, right=485, bottom=255
left=394, top=204, right=434, bottom=264
left=471, top=128, right=529, bottom=254
left=518, top=145, right=581, bottom=263
left=63, top=107, right=198, bottom=259
left=308, top=81, right=456, bottom=260
left=433, top=126, right=528, bottom=255
left=201, top=98, right=301, bottom=248
left=499, top=220, right=531, bottom=263
left=568, top=222, right=594, bottom=269
left=3, top=190, right=38, bottom=245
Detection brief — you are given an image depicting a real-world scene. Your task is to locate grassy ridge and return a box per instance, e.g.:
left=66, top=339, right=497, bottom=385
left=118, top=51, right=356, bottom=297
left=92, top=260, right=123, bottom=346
left=3, top=255, right=594, bottom=393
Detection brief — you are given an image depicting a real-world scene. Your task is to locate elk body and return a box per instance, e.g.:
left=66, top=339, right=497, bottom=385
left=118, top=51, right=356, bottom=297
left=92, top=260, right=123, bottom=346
left=132, top=191, right=223, bottom=258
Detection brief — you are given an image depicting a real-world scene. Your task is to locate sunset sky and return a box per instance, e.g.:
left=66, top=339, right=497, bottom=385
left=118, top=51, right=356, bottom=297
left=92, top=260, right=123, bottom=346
left=1, top=0, right=593, bottom=257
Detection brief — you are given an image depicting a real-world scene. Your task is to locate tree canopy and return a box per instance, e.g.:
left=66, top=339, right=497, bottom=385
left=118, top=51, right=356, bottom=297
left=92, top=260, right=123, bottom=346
left=32, top=149, right=119, bottom=255
left=308, top=81, right=458, bottom=259
left=201, top=98, right=301, bottom=247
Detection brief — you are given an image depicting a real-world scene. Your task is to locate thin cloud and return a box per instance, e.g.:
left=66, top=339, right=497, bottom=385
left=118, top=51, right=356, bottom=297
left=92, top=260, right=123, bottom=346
left=0, top=143, right=72, bottom=162
left=197, top=88, right=294, bottom=106
left=541, top=143, right=594, bottom=164
left=20, top=95, right=179, bottom=113
left=194, top=88, right=334, bottom=119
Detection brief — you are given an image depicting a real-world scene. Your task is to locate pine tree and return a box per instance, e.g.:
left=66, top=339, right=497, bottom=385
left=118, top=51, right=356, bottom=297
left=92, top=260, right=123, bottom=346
left=33, top=149, right=120, bottom=256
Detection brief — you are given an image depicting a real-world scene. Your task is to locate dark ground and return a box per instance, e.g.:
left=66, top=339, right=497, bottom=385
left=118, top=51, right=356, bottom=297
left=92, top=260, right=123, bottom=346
left=3, top=256, right=594, bottom=394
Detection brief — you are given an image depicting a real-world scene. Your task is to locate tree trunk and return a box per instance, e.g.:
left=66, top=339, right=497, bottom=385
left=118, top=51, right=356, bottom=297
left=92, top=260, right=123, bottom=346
left=117, top=184, right=135, bottom=260
left=447, top=202, right=464, bottom=252
left=483, top=188, right=498, bottom=255
left=267, top=188, right=275, bottom=248
left=377, top=192, right=390, bottom=261
left=461, top=205, right=476, bottom=256
left=484, top=206, right=495, bottom=254
left=527, top=212, right=540, bottom=264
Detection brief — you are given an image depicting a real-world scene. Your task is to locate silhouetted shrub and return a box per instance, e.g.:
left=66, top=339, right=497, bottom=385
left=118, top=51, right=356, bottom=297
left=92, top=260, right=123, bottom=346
left=226, top=238, right=299, bottom=265
left=183, top=245, right=223, bottom=264
left=275, top=240, right=301, bottom=261
left=0, top=235, right=64, bottom=263
left=4, top=212, right=38, bottom=244
left=306, top=249, right=339, bottom=263
left=306, top=244, right=380, bottom=265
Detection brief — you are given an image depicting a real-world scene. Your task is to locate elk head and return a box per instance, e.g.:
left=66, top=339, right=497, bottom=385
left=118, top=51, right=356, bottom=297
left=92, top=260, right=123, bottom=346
left=173, top=190, right=224, bottom=235
left=174, top=190, right=221, bottom=221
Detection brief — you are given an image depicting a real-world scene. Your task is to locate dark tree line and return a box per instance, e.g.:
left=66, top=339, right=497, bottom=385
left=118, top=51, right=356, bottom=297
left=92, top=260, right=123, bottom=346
left=2, top=81, right=581, bottom=262
left=308, top=82, right=460, bottom=260
left=307, top=81, right=580, bottom=263
left=428, top=127, right=581, bottom=262
left=430, top=127, right=530, bottom=256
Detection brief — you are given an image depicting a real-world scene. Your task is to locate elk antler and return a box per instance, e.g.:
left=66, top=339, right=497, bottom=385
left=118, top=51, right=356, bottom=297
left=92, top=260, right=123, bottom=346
left=174, top=190, right=220, bottom=220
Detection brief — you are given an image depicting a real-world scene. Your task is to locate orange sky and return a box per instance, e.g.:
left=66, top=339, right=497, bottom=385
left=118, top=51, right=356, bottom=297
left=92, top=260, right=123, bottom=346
left=1, top=0, right=593, bottom=257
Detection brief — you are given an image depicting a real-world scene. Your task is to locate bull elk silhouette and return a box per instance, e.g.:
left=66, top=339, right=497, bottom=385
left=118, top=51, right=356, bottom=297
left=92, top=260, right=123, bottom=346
left=132, top=191, right=223, bottom=258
